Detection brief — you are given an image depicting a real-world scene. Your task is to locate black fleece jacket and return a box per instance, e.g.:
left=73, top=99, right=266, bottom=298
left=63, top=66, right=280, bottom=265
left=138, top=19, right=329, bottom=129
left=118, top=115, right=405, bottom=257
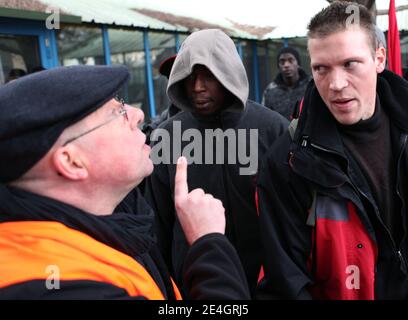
left=257, top=70, right=408, bottom=299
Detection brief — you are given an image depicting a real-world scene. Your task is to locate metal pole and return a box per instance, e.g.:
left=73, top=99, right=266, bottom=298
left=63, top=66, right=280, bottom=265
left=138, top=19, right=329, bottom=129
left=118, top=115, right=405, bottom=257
left=144, top=30, right=156, bottom=118
left=102, top=25, right=111, bottom=65
left=252, top=41, right=260, bottom=103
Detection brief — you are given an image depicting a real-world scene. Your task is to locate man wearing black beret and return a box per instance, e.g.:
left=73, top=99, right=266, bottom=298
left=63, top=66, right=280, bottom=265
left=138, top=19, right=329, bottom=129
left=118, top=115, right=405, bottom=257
left=0, top=65, right=249, bottom=299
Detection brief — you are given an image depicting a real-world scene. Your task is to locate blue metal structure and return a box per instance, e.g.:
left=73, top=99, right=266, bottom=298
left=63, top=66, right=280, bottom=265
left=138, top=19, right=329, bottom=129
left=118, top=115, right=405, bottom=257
left=236, top=41, right=243, bottom=60
left=252, top=41, right=260, bottom=103
left=175, top=32, right=180, bottom=52
left=265, top=44, right=271, bottom=86
left=101, top=25, right=111, bottom=65
left=143, top=30, right=156, bottom=118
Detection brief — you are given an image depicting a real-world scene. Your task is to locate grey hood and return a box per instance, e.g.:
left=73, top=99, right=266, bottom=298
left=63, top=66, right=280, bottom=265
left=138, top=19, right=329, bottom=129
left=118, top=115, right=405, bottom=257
left=167, top=29, right=249, bottom=113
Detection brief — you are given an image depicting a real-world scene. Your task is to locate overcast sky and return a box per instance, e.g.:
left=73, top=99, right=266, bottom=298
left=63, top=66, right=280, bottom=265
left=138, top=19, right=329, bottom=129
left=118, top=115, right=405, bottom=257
left=377, top=0, right=408, bottom=10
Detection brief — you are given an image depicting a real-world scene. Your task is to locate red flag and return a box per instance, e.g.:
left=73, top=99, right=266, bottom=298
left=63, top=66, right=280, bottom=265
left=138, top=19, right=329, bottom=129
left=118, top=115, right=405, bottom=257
left=388, top=0, right=402, bottom=76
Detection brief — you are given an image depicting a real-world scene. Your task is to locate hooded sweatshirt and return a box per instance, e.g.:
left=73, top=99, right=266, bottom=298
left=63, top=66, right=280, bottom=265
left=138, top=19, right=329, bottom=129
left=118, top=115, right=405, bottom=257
left=167, top=29, right=248, bottom=114
left=144, top=29, right=288, bottom=297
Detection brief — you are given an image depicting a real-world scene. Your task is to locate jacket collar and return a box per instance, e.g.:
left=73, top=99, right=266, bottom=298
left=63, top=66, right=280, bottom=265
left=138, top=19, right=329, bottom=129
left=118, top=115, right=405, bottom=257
left=293, top=79, right=345, bottom=156
left=290, top=70, right=408, bottom=188
left=0, top=185, right=156, bottom=256
left=294, top=69, right=408, bottom=154
left=377, top=70, right=408, bottom=132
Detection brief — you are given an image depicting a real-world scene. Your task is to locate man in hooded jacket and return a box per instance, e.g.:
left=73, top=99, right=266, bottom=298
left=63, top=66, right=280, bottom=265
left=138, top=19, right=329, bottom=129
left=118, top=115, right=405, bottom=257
left=144, top=29, right=288, bottom=297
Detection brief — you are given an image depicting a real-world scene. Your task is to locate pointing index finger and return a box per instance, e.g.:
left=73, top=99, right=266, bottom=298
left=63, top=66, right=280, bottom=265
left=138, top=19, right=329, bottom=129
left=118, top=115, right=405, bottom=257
left=175, top=156, right=188, bottom=198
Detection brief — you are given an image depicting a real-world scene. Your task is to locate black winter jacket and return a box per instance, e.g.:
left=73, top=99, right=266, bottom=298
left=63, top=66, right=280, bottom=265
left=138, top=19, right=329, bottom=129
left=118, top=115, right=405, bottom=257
left=0, top=185, right=250, bottom=299
left=262, top=68, right=310, bottom=120
left=257, top=70, right=408, bottom=299
left=145, top=101, right=288, bottom=297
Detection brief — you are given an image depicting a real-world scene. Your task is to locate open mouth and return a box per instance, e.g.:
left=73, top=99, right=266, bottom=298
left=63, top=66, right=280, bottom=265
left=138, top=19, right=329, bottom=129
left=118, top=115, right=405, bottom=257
left=331, top=98, right=354, bottom=109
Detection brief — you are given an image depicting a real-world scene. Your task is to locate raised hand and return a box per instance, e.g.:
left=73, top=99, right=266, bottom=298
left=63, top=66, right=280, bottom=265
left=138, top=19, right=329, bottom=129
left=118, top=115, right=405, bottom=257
left=174, top=156, right=226, bottom=245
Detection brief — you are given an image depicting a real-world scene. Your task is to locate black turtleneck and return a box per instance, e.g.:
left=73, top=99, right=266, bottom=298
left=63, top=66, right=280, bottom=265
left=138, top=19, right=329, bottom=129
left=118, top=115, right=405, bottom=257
left=338, top=98, right=402, bottom=244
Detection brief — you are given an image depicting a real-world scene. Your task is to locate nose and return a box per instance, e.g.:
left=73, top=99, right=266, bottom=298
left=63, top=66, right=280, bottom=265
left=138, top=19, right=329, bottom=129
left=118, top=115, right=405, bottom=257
left=329, top=69, right=348, bottom=91
left=126, top=105, right=144, bottom=130
left=193, top=74, right=206, bottom=92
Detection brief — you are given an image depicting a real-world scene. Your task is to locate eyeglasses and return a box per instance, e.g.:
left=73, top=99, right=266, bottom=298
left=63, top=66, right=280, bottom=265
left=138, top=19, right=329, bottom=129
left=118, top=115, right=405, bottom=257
left=62, top=96, right=129, bottom=146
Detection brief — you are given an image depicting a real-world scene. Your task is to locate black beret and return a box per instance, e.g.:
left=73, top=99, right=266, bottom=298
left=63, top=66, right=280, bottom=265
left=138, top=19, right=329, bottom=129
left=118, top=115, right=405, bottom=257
left=0, top=65, right=130, bottom=183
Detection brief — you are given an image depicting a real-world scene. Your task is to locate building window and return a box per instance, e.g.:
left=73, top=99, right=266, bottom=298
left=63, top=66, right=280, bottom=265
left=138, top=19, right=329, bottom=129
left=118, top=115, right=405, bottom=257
left=108, top=28, right=149, bottom=115
left=240, top=40, right=255, bottom=101
left=148, top=31, right=176, bottom=116
left=178, top=33, right=189, bottom=50
left=57, top=24, right=105, bottom=66
left=264, top=41, right=282, bottom=89
left=0, top=34, right=41, bottom=85
left=257, top=43, right=269, bottom=102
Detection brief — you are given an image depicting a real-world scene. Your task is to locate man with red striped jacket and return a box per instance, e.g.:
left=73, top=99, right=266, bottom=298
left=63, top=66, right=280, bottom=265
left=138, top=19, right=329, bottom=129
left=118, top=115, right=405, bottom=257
left=257, top=1, right=408, bottom=299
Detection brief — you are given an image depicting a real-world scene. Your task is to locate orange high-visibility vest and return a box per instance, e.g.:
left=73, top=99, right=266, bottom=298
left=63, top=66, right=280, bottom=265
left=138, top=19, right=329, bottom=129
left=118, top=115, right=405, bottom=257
left=0, top=221, right=182, bottom=300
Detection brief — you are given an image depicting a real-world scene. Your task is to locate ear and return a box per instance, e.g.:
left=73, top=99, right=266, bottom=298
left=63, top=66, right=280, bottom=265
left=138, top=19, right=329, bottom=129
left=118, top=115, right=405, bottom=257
left=52, top=145, right=88, bottom=180
left=375, top=46, right=386, bottom=73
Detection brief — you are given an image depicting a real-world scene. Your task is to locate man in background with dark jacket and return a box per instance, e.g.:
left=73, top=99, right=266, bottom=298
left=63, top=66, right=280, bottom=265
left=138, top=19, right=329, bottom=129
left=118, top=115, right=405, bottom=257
left=257, top=1, right=408, bottom=299
left=144, top=29, right=288, bottom=297
left=262, top=46, right=310, bottom=120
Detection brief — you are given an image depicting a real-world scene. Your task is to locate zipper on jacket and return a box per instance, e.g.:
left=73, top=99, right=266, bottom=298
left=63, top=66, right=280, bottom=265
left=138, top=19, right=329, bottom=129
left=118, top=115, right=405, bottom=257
left=394, top=134, right=408, bottom=270
left=348, top=158, right=408, bottom=273
left=351, top=177, right=404, bottom=265
left=310, top=141, right=408, bottom=272
left=310, top=142, right=345, bottom=159
left=396, top=134, right=407, bottom=208
left=397, top=250, right=406, bottom=269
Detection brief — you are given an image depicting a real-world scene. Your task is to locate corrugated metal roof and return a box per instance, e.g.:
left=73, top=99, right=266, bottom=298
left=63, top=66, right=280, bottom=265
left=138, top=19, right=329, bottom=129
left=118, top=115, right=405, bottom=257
left=35, top=0, right=259, bottom=38
left=0, top=0, right=287, bottom=39
left=1, top=0, right=53, bottom=13
left=0, top=0, right=81, bottom=22
left=39, top=0, right=183, bottom=31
